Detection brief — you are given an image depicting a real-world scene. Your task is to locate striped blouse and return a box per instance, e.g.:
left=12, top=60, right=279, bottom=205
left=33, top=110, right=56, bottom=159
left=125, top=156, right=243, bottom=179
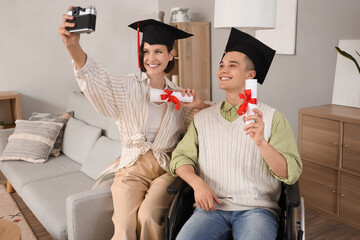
left=74, top=57, right=196, bottom=171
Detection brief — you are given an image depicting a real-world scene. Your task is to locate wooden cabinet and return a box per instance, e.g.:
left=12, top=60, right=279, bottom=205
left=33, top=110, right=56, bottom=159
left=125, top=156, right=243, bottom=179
left=166, top=22, right=211, bottom=101
left=298, top=104, right=360, bottom=230
left=0, top=91, right=22, bottom=129
left=343, top=123, right=360, bottom=174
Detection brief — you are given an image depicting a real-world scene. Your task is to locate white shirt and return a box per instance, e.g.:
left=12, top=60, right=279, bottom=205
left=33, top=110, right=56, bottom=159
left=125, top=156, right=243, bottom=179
left=147, top=101, right=166, bottom=143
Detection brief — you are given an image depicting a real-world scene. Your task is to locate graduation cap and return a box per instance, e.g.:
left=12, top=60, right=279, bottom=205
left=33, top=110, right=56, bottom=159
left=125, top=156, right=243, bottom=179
left=223, top=28, right=276, bottom=84
left=128, top=19, right=193, bottom=68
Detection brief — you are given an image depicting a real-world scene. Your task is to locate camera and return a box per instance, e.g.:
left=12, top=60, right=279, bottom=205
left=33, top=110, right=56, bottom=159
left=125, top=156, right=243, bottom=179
left=66, top=6, right=97, bottom=34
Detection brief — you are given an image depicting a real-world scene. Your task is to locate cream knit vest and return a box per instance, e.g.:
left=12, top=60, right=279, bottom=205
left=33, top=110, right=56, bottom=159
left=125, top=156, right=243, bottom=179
left=194, top=102, right=281, bottom=215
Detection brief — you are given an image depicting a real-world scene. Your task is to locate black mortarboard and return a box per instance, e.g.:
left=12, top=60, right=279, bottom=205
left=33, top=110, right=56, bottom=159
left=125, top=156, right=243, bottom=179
left=223, top=28, right=276, bottom=84
left=128, top=19, right=193, bottom=48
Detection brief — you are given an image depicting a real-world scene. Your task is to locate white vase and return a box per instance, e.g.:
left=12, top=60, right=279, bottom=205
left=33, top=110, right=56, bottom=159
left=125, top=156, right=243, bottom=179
left=170, top=7, right=190, bottom=23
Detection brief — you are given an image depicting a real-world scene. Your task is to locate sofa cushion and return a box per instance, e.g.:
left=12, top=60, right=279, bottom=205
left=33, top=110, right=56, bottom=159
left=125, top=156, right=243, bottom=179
left=29, top=111, right=73, bottom=157
left=62, top=117, right=102, bottom=164
left=0, top=120, right=63, bottom=163
left=81, top=136, right=122, bottom=180
left=0, top=154, right=81, bottom=196
left=21, top=172, right=94, bottom=240
left=66, top=92, right=121, bottom=141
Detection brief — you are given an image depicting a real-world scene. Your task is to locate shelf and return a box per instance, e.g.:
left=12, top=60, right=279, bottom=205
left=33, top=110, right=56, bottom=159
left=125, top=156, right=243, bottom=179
left=168, top=22, right=211, bottom=101
left=0, top=91, right=22, bottom=128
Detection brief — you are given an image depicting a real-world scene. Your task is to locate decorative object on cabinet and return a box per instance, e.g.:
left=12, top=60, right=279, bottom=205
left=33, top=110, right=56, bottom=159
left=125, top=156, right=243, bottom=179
left=0, top=92, right=22, bottom=129
left=170, top=7, right=190, bottom=23
left=332, top=39, right=360, bottom=108
left=0, top=122, right=4, bottom=130
left=167, top=22, right=211, bottom=101
left=298, top=104, right=360, bottom=230
left=158, top=11, right=165, bottom=23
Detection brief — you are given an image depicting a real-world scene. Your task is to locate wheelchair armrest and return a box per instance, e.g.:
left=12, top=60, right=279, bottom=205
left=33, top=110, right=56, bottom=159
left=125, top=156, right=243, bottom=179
left=286, top=181, right=300, bottom=208
left=168, top=177, right=186, bottom=194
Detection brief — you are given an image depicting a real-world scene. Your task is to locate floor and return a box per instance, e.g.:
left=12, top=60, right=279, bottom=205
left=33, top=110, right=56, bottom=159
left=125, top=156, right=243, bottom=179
left=1, top=171, right=360, bottom=240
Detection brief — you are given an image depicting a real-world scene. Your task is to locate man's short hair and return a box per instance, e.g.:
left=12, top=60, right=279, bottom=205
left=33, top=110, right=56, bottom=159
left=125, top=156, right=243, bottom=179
left=244, top=55, right=255, bottom=71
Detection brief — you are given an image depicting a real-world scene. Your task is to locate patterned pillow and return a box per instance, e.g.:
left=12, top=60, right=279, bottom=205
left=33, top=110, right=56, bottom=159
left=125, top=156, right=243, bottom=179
left=0, top=120, right=63, bottom=163
left=29, top=112, right=73, bottom=157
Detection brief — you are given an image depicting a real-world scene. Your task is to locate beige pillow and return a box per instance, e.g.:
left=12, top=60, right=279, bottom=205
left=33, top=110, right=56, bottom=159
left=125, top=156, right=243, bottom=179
left=0, top=120, right=63, bottom=163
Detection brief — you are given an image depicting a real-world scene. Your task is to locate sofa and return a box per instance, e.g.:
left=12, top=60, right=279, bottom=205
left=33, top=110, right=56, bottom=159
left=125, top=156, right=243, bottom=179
left=0, top=91, right=121, bottom=240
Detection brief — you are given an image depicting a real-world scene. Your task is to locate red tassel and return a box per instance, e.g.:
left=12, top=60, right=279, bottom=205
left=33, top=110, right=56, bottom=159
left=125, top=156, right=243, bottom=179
left=137, top=22, right=141, bottom=69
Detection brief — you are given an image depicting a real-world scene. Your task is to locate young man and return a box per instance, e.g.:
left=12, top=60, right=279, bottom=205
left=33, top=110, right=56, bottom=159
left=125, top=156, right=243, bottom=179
left=170, top=28, right=302, bottom=240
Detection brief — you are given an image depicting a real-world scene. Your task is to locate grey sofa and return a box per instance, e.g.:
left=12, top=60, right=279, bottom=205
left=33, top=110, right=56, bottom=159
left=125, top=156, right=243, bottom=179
left=0, top=92, right=121, bottom=240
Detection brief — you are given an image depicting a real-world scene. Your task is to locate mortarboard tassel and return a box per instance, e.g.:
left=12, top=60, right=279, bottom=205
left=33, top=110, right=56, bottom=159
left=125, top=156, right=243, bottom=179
left=137, top=22, right=141, bottom=69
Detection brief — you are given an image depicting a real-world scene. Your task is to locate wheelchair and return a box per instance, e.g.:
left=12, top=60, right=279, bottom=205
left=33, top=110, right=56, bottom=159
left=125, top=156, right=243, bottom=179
left=165, top=177, right=305, bottom=240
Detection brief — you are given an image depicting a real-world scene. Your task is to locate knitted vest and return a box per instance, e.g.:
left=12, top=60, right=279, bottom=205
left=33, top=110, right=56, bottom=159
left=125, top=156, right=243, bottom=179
left=194, top=102, right=281, bottom=215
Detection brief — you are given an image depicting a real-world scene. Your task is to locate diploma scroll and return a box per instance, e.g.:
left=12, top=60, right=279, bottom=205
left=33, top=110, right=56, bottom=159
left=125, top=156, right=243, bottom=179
left=245, top=79, right=258, bottom=126
left=150, top=88, right=194, bottom=103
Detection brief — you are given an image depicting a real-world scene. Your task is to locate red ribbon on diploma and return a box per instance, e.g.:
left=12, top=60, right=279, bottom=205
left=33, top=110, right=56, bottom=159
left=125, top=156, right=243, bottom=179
left=161, top=89, right=181, bottom=110
left=237, top=89, right=257, bottom=116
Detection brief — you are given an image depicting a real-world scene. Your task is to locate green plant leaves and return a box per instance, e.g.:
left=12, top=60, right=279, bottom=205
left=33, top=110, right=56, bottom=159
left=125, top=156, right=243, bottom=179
left=335, top=46, right=360, bottom=74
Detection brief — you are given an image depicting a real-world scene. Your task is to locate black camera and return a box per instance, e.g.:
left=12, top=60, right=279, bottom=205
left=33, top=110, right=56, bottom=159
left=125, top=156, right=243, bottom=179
left=66, top=6, right=97, bottom=34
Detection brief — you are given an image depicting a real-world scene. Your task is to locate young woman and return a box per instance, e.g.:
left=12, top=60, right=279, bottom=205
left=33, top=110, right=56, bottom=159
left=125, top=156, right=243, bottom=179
left=59, top=9, right=210, bottom=240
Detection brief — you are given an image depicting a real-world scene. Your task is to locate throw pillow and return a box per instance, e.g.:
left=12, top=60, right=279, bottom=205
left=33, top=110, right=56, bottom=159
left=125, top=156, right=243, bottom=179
left=80, top=136, right=122, bottom=180
left=29, top=112, right=73, bottom=157
left=62, top=117, right=102, bottom=164
left=92, top=157, right=120, bottom=189
left=0, top=120, right=63, bottom=163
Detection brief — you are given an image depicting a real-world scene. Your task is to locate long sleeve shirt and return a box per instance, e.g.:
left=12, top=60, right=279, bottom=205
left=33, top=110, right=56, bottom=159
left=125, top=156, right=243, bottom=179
left=74, top=57, right=196, bottom=171
left=170, top=100, right=302, bottom=185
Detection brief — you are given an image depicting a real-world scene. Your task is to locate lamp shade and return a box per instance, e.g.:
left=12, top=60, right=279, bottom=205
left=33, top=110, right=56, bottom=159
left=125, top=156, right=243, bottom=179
left=214, top=0, right=277, bottom=29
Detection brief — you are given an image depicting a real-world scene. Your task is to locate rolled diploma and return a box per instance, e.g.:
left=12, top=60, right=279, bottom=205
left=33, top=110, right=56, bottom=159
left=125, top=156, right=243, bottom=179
left=245, top=79, right=257, bottom=125
left=150, top=88, right=193, bottom=103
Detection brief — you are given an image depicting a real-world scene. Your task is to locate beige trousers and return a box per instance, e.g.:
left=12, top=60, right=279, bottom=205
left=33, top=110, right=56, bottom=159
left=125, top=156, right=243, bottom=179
left=111, top=151, right=175, bottom=240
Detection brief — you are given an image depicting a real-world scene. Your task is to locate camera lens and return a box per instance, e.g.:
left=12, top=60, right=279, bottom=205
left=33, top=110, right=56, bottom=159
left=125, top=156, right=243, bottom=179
left=73, top=9, right=78, bottom=16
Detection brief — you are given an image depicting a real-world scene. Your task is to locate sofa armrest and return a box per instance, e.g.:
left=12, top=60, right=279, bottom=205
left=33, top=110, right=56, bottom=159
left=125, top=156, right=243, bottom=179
left=0, top=128, right=14, bottom=154
left=66, top=187, right=114, bottom=240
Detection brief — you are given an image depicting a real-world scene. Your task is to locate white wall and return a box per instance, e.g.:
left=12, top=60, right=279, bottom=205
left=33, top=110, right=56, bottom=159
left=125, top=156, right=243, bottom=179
left=158, top=0, right=360, bottom=138
left=0, top=0, right=158, bottom=119
left=2, top=0, right=360, bottom=139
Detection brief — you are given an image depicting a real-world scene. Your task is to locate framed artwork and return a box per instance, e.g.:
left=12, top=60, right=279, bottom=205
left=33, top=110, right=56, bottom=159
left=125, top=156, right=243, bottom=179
left=255, top=0, right=298, bottom=55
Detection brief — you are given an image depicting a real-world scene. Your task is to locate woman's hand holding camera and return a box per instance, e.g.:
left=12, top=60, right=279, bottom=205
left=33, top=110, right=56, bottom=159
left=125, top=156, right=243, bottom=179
left=59, top=6, right=79, bottom=48
left=58, top=6, right=86, bottom=70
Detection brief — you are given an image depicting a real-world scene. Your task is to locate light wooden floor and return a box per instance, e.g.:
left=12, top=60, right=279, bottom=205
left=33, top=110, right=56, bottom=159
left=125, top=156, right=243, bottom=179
left=1, top=170, right=360, bottom=240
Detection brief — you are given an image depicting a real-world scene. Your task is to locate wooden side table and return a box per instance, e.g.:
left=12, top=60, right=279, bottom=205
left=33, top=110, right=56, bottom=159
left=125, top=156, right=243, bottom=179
left=0, top=219, right=21, bottom=240
left=0, top=91, right=22, bottom=193
left=0, top=91, right=22, bottom=129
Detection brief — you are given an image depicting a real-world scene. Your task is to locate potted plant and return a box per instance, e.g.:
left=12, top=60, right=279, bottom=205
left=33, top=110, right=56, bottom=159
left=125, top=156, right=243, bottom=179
left=0, top=121, right=5, bottom=129
left=335, top=47, right=360, bottom=75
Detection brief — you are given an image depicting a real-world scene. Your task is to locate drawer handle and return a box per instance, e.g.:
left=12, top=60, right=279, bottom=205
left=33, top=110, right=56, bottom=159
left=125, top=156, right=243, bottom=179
left=340, top=193, right=345, bottom=197
left=333, top=143, right=337, bottom=146
left=344, top=145, right=348, bottom=148
left=332, top=190, right=336, bottom=193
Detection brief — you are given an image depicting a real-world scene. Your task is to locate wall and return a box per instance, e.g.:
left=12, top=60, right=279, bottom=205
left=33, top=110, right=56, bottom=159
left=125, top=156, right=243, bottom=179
left=0, top=0, right=158, bottom=120
left=158, top=0, right=360, bottom=138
